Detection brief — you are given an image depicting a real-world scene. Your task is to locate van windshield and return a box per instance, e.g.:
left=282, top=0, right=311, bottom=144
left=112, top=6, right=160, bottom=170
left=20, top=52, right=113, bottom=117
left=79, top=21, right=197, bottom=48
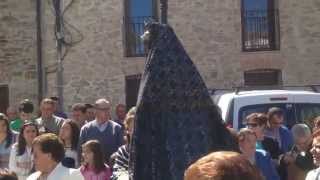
left=239, top=103, right=320, bottom=129
left=296, top=103, right=320, bottom=128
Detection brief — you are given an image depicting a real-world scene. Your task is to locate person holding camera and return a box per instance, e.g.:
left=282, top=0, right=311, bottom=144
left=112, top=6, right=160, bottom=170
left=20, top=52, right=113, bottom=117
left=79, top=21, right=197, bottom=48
left=279, top=123, right=315, bottom=180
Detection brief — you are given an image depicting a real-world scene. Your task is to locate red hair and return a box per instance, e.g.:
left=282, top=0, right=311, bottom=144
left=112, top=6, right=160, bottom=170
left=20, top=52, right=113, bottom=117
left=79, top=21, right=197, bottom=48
left=184, top=151, right=263, bottom=180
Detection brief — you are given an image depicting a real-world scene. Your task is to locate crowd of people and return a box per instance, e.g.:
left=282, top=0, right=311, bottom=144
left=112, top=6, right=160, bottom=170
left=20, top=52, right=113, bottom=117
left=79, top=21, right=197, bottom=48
left=0, top=97, right=131, bottom=180
left=185, top=107, right=320, bottom=180
left=2, top=97, right=320, bottom=180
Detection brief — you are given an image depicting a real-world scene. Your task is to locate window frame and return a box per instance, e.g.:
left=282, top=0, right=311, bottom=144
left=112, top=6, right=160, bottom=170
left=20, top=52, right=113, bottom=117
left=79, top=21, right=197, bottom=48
left=295, top=103, right=320, bottom=129
left=123, top=0, right=158, bottom=57
left=244, top=69, right=282, bottom=86
left=238, top=103, right=295, bottom=129
left=241, top=0, right=280, bottom=52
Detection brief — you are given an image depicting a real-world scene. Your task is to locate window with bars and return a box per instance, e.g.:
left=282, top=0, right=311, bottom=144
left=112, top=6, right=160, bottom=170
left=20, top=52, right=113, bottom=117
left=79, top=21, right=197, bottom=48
left=241, top=0, right=280, bottom=51
left=244, top=69, right=282, bottom=86
left=123, top=0, right=158, bottom=57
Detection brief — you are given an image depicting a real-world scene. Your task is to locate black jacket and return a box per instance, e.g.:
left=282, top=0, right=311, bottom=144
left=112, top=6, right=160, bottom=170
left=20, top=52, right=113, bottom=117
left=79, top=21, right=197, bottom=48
left=262, top=136, right=283, bottom=159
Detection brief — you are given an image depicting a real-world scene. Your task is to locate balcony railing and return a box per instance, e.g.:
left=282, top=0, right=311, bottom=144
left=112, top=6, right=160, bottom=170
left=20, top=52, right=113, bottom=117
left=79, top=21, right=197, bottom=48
left=242, top=10, right=280, bottom=51
left=124, top=16, right=154, bottom=57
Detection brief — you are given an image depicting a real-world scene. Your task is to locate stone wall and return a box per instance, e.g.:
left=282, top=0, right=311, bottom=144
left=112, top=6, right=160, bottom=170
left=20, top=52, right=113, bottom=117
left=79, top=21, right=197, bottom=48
left=168, top=0, right=243, bottom=88
left=0, top=0, right=38, bottom=109
left=41, top=0, right=320, bottom=112
left=41, top=0, right=146, bottom=113
left=1, top=0, right=320, bottom=113
left=168, top=0, right=320, bottom=88
left=279, top=0, right=320, bottom=84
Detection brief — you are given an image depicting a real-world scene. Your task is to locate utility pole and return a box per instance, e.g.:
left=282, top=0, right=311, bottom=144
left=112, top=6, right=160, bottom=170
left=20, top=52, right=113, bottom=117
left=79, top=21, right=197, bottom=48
left=36, top=0, right=43, bottom=104
left=159, top=0, right=168, bottom=24
left=54, top=0, right=64, bottom=112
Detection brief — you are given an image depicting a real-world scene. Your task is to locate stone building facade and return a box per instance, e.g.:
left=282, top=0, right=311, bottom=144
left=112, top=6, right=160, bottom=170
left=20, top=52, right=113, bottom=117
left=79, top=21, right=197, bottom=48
left=0, top=0, right=38, bottom=113
left=0, top=0, right=320, bottom=113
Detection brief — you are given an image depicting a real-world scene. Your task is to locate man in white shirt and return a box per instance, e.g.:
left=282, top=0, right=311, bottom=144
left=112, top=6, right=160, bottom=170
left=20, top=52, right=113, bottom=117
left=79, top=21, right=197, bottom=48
left=27, top=133, right=83, bottom=180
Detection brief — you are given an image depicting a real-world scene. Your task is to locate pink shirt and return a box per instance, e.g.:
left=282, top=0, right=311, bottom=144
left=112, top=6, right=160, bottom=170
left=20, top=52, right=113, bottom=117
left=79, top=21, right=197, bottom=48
left=80, top=164, right=111, bottom=180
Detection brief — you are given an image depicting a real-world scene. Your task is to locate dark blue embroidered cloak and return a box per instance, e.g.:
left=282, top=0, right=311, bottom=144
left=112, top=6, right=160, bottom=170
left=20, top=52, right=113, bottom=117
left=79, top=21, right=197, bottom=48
left=130, top=23, right=237, bottom=180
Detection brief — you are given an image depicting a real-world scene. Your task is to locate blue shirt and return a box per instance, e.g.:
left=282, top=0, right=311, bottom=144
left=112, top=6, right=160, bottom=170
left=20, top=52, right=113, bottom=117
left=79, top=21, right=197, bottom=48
left=79, top=120, right=124, bottom=162
left=265, top=125, right=293, bottom=153
left=255, top=150, right=280, bottom=180
left=0, top=140, right=12, bottom=169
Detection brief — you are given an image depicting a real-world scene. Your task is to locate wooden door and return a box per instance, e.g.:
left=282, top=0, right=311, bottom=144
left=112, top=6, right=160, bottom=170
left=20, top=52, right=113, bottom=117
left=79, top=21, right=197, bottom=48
left=0, top=85, right=9, bottom=114
left=125, top=74, right=141, bottom=110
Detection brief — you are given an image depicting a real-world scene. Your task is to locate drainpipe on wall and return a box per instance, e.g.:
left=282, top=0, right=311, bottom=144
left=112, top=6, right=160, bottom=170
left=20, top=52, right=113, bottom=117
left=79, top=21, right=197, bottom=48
left=159, top=0, right=168, bottom=24
left=54, top=0, right=64, bottom=112
left=36, top=0, right=44, bottom=104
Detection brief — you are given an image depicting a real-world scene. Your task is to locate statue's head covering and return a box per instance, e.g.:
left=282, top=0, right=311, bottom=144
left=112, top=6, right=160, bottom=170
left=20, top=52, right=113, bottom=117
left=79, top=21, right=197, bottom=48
left=130, top=22, right=237, bottom=180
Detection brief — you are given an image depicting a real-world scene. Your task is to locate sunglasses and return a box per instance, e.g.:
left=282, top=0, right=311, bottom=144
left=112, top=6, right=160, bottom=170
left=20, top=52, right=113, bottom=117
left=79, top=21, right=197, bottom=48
left=95, top=107, right=110, bottom=111
left=246, top=123, right=259, bottom=128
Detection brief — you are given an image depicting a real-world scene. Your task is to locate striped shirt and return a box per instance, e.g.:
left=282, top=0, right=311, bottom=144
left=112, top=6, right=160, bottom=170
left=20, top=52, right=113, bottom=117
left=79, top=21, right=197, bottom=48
left=111, top=145, right=129, bottom=180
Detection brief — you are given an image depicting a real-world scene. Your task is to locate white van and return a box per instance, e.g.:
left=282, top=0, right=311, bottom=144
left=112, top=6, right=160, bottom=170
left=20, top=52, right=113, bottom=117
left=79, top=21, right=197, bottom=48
left=211, top=88, right=320, bottom=130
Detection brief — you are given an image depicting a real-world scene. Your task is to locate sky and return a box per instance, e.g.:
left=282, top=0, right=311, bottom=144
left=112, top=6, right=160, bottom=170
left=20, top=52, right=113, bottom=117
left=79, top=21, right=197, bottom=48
left=243, top=0, right=268, bottom=11
left=130, top=0, right=153, bottom=17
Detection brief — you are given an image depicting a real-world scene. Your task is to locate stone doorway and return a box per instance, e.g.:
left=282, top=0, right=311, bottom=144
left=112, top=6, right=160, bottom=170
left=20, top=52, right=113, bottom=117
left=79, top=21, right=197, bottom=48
left=0, top=85, right=9, bottom=114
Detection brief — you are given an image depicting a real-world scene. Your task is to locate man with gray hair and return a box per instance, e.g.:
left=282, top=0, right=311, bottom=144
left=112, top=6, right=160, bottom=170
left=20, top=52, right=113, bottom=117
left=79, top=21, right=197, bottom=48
left=291, top=123, right=312, bottom=142
left=279, top=123, right=315, bottom=180
left=35, top=98, right=64, bottom=135
left=78, top=98, right=124, bottom=163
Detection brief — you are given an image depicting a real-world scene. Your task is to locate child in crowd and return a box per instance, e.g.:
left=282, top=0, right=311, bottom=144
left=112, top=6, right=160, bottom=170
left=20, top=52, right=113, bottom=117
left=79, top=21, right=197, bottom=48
left=80, top=140, right=111, bottom=180
left=9, top=123, right=39, bottom=180
left=59, top=120, right=80, bottom=168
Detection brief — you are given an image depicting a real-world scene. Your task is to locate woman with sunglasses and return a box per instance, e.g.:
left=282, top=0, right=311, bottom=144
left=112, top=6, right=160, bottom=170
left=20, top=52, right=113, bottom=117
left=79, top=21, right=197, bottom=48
left=245, top=113, right=282, bottom=159
left=9, top=122, right=39, bottom=180
left=0, top=113, right=14, bottom=169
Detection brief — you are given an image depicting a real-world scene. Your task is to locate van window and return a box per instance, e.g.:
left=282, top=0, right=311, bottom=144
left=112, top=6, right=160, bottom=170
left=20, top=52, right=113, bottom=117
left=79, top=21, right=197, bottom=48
left=238, top=103, right=295, bottom=129
left=296, top=103, right=320, bottom=129
left=225, top=99, right=234, bottom=127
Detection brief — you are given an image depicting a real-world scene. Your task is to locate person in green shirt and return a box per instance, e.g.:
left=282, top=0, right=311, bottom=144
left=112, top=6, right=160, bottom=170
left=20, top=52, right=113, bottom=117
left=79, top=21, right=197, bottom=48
left=11, top=99, right=35, bottom=133
left=9, top=118, right=23, bottom=133
left=6, top=106, right=22, bottom=133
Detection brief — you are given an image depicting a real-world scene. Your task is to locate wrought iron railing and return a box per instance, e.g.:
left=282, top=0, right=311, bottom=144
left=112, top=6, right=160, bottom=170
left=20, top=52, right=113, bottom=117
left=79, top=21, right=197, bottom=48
left=242, top=10, right=280, bottom=51
left=124, top=16, right=155, bottom=57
